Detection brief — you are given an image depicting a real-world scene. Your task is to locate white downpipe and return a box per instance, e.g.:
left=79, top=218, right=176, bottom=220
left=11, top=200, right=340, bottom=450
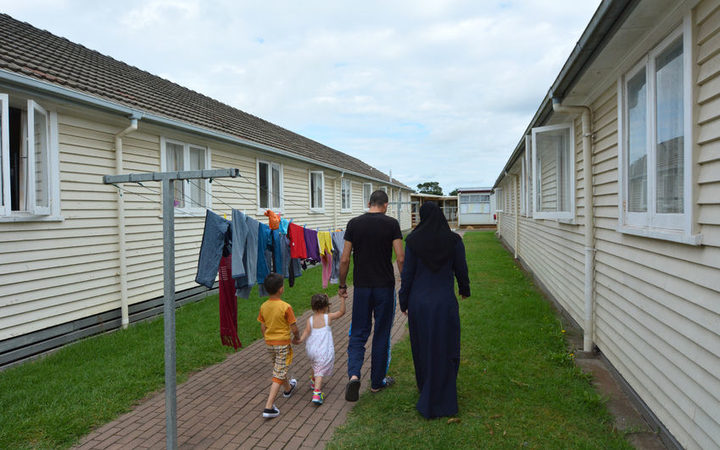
left=114, top=118, right=138, bottom=329
left=552, top=100, right=594, bottom=352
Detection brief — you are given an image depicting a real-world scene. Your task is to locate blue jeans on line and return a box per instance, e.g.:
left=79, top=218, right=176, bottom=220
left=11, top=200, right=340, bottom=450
left=195, top=210, right=230, bottom=288
left=347, top=286, right=396, bottom=390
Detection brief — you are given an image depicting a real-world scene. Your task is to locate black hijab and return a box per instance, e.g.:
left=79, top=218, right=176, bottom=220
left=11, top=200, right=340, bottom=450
left=406, top=202, right=460, bottom=272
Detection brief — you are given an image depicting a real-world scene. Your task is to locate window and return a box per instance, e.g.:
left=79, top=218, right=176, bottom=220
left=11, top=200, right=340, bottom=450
left=520, top=156, right=526, bottom=216
left=618, top=21, right=694, bottom=241
left=524, top=135, right=533, bottom=217
left=363, top=182, right=372, bottom=209
left=257, top=160, right=283, bottom=211
left=161, top=138, right=210, bottom=214
left=1, top=96, right=60, bottom=219
left=341, top=178, right=351, bottom=212
left=531, top=123, right=575, bottom=220
left=309, top=171, right=324, bottom=211
left=379, top=186, right=387, bottom=193
left=459, top=193, right=491, bottom=214
left=495, top=188, right=504, bottom=212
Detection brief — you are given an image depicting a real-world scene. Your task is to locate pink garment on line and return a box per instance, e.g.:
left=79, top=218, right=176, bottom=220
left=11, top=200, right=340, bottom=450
left=320, top=252, right=332, bottom=289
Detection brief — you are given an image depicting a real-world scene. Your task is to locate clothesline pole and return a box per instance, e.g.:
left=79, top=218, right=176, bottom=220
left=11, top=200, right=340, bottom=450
left=103, top=168, right=240, bottom=450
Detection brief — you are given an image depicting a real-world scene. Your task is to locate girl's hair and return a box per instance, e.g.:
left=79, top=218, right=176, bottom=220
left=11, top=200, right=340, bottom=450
left=311, top=293, right=330, bottom=311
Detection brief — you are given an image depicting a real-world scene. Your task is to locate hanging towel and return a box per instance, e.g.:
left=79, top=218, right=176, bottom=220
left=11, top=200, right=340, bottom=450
left=320, top=252, right=332, bottom=288
left=231, top=210, right=248, bottom=279
left=288, top=222, right=308, bottom=259
left=218, top=255, right=241, bottom=349
left=195, top=210, right=230, bottom=288
left=318, top=231, right=333, bottom=256
left=304, top=227, right=320, bottom=262
left=236, top=215, right=259, bottom=298
left=279, top=217, right=291, bottom=234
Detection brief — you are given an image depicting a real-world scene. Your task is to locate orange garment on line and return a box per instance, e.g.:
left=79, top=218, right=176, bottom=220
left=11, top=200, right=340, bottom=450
left=265, top=210, right=281, bottom=230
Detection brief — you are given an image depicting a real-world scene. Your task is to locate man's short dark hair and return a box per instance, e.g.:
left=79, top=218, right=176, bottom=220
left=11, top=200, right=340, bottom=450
left=369, top=190, right=389, bottom=206
left=263, top=273, right=284, bottom=295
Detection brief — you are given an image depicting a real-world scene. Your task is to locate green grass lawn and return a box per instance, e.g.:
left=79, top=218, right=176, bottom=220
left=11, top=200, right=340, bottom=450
left=0, top=262, right=350, bottom=449
left=328, top=231, right=632, bottom=449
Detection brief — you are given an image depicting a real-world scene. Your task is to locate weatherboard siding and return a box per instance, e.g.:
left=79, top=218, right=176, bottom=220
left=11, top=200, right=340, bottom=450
left=0, top=105, right=412, bottom=344
left=496, top=4, right=720, bottom=445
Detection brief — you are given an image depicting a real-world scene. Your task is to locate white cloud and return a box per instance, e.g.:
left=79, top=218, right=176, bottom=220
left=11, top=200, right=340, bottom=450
left=0, top=0, right=601, bottom=193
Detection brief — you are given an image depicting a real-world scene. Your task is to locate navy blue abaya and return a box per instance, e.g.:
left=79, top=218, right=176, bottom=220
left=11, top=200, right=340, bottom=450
left=399, top=238, right=470, bottom=419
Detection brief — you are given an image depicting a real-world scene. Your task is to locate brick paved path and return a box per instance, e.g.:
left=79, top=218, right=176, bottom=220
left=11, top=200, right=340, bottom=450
left=75, top=283, right=408, bottom=450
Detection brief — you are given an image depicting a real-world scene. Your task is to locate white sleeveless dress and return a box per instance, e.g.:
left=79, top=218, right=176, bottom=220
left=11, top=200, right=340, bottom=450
left=305, top=314, right=335, bottom=377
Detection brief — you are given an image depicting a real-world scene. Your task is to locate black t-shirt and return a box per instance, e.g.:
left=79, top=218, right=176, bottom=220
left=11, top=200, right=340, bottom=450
left=344, top=212, right=402, bottom=288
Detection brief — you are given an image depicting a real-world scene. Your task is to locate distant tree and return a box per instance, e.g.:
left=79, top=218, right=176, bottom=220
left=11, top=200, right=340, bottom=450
left=449, top=189, right=459, bottom=196
left=416, top=182, right=443, bottom=195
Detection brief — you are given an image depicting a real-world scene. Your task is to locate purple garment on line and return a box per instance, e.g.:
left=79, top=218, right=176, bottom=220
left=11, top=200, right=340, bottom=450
left=304, top=227, right=320, bottom=262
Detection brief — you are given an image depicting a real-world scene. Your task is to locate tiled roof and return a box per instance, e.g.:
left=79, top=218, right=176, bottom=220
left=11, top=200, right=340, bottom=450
left=0, top=14, right=409, bottom=188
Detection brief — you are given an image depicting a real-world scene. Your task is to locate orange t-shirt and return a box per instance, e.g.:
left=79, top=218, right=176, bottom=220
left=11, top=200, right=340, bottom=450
left=257, top=299, right=296, bottom=345
left=264, top=210, right=281, bottom=230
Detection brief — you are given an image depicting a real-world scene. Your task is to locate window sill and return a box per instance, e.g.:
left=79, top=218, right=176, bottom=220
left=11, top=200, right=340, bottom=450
left=0, top=213, right=64, bottom=223
left=309, top=208, right=325, bottom=214
left=618, top=225, right=702, bottom=246
left=340, top=209, right=352, bottom=213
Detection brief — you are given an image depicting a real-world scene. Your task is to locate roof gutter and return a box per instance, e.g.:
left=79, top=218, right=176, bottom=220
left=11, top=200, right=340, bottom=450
left=492, top=0, right=640, bottom=189
left=0, top=69, right=410, bottom=190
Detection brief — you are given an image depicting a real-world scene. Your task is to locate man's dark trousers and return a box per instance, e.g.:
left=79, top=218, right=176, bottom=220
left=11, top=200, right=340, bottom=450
left=347, top=286, right=396, bottom=390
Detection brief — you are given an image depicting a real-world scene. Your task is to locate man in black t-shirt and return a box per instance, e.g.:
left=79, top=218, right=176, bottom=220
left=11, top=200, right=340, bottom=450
left=339, top=190, right=404, bottom=401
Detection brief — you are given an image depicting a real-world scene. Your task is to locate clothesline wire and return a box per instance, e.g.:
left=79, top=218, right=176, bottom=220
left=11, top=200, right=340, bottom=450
left=219, top=176, right=310, bottom=210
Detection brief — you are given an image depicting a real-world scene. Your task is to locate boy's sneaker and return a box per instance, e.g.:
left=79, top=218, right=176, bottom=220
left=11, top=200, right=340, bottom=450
left=283, top=378, right=297, bottom=398
left=262, top=405, right=280, bottom=418
left=312, top=390, right=324, bottom=405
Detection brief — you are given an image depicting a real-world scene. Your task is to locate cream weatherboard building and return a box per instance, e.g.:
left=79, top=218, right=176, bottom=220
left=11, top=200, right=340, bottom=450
left=493, top=1, right=720, bottom=448
left=0, top=14, right=412, bottom=367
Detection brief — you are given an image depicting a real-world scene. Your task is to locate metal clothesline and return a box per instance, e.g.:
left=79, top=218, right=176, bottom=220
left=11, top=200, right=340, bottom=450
left=103, top=168, right=240, bottom=450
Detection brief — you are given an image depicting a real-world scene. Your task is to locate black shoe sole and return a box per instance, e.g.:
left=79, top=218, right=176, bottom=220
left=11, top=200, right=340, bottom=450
left=345, top=379, right=360, bottom=402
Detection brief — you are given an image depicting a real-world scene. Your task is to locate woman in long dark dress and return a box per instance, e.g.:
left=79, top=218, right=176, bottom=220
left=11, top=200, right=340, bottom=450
left=399, top=202, right=470, bottom=419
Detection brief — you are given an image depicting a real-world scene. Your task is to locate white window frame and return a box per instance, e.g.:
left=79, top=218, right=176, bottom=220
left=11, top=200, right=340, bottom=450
left=256, top=159, right=284, bottom=212
left=309, top=170, right=324, bottom=212
left=531, top=123, right=576, bottom=220
left=379, top=186, right=387, bottom=193
left=160, top=137, right=211, bottom=216
left=495, top=187, right=504, bottom=212
left=524, top=135, right=532, bottom=217
left=617, top=18, right=697, bottom=244
left=362, top=182, right=372, bottom=211
left=520, top=155, right=526, bottom=216
left=341, top=177, right=352, bottom=212
left=0, top=96, right=61, bottom=221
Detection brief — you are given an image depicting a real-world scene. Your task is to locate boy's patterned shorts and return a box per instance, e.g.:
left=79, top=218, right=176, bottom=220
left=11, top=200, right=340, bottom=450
left=266, top=344, right=293, bottom=384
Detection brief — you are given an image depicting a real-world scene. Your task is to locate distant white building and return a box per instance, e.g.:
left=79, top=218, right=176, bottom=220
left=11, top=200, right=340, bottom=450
left=456, top=187, right=495, bottom=226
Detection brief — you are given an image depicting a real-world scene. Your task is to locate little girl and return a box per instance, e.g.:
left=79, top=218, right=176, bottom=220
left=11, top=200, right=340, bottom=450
left=298, top=293, right=345, bottom=405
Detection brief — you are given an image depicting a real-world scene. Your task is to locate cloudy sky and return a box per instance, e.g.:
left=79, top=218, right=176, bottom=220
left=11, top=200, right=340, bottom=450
left=3, top=0, right=600, bottom=193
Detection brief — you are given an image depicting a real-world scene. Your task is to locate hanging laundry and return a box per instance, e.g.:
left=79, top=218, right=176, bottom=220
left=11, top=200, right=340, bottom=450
left=330, top=230, right=345, bottom=284
left=279, top=217, right=291, bottom=234
left=318, top=231, right=333, bottom=288
left=288, top=222, right=308, bottom=259
left=271, top=229, right=283, bottom=275
left=304, top=227, right=320, bottom=262
left=231, top=209, right=248, bottom=279
left=257, top=222, right=272, bottom=286
left=264, top=209, right=281, bottom=230
left=236, top=215, right=260, bottom=299
left=218, top=254, right=241, bottom=349
left=195, top=210, right=231, bottom=288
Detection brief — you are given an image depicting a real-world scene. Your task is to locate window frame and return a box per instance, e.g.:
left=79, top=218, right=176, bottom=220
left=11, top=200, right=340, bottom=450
left=531, top=122, right=576, bottom=220
left=495, top=187, right=504, bottom=212
left=256, top=159, right=284, bottom=212
left=0, top=96, right=61, bottom=221
left=524, top=134, right=533, bottom=217
left=617, top=19, right=696, bottom=243
left=341, top=177, right=352, bottom=212
left=362, top=182, right=372, bottom=211
left=160, top=137, right=211, bottom=216
left=309, top=170, right=324, bottom=212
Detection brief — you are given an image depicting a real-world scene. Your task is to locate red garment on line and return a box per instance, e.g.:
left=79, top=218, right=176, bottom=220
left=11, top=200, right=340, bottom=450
left=288, top=222, right=308, bottom=259
left=218, top=255, right=242, bottom=350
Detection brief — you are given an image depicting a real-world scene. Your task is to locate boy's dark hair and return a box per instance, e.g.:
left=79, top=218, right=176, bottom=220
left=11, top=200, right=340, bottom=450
left=311, top=293, right=330, bottom=311
left=369, top=190, right=389, bottom=206
left=263, top=273, right=284, bottom=295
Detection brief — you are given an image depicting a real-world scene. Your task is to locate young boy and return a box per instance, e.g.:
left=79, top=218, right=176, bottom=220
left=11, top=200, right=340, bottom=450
left=258, top=273, right=300, bottom=418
